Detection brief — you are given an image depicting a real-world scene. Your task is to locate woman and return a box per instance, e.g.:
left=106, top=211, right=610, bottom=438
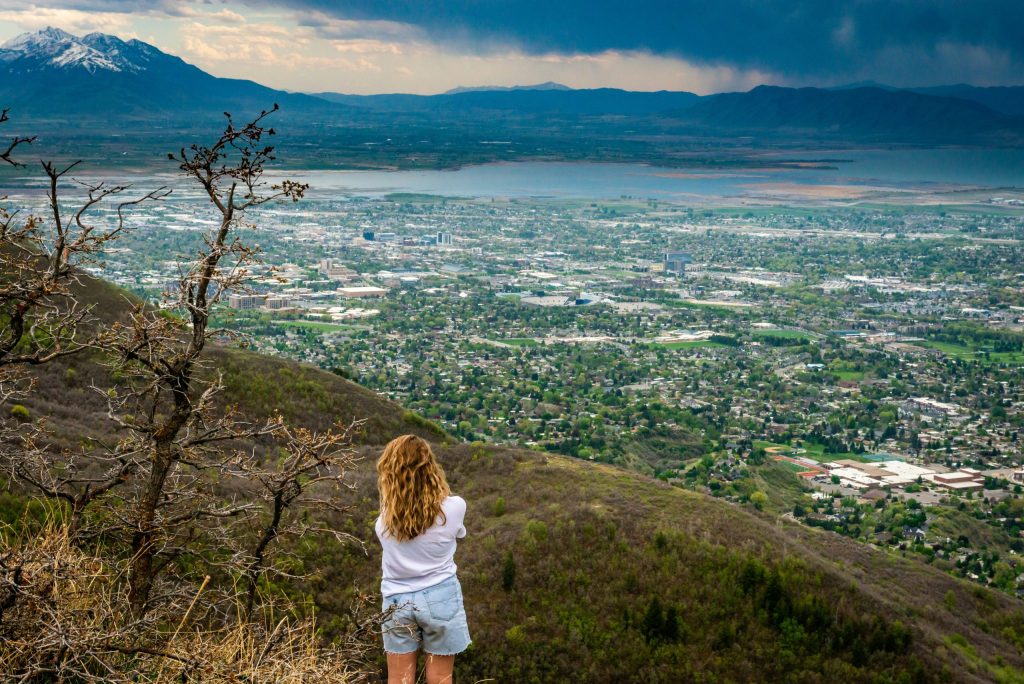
left=376, top=434, right=471, bottom=684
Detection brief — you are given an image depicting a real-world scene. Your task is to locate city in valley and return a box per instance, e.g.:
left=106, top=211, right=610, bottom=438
left=47, top=180, right=1024, bottom=595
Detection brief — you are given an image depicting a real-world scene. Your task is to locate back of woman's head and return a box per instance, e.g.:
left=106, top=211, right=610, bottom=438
left=377, top=434, right=451, bottom=541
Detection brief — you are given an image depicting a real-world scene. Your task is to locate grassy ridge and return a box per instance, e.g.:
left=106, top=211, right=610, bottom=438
left=304, top=444, right=1024, bottom=682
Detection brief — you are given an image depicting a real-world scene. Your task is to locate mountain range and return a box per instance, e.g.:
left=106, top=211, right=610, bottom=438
left=1, top=27, right=1023, bottom=162
left=681, top=84, right=1013, bottom=139
left=443, top=81, right=572, bottom=94
left=312, top=86, right=702, bottom=117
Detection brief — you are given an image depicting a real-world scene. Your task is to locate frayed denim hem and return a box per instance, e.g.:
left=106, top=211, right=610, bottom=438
left=424, top=640, right=472, bottom=657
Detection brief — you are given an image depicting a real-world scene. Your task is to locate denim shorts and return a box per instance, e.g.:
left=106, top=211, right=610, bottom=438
left=381, top=575, right=472, bottom=656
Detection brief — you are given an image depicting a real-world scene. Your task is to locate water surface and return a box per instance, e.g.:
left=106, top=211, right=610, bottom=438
left=296, top=149, right=1024, bottom=200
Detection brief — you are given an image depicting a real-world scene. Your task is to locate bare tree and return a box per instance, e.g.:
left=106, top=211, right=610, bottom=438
left=0, top=107, right=374, bottom=679
left=0, top=108, right=34, bottom=167
left=1, top=118, right=166, bottom=367
left=100, top=104, right=313, bottom=614
left=0, top=108, right=35, bottom=413
left=0, top=121, right=168, bottom=369
left=236, top=420, right=364, bottom=618
left=0, top=109, right=169, bottom=541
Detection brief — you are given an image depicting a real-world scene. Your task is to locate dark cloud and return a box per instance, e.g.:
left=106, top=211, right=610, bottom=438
left=260, top=0, right=1024, bottom=85
left=0, top=0, right=187, bottom=12
left=7, top=1, right=1024, bottom=85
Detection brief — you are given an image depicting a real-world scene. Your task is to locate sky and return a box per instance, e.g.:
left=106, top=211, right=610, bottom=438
left=1, top=1, right=1023, bottom=95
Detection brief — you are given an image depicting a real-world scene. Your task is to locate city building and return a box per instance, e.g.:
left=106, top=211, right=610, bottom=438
left=664, top=251, right=693, bottom=275
left=227, top=293, right=264, bottom=310
left=338, top=286, right=389, bottom=298
left=900, top=397, right=963, bottom=421
left=264, top=296, right=292, bottom=310
left=319, top=259, right=358, bottom=282
left=931, top=470, right=985, bottom=492
left=437, top=232, right=453, bottom=246
left=824, top=459, right=936, bottom=489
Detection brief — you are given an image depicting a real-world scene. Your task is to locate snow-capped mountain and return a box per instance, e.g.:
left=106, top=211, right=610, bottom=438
left=1, top=27, right=132, bottom=73
left=79, top=32, right=164, bottom=73
left=1, top=27, right=76, bottom=56
left=0, top=27, right=336, bottom=120
left=0, top=26, right=209, bottom=76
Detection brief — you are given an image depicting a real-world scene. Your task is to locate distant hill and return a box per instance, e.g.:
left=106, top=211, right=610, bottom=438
left=910, top=84, right=1024, bottom=117
left=444, top=81, right=572, bottom=94
left=8, top=272, right=1024, bottom=682
left=312, top=86, right=701, bottom=116
left=676, top=85, right=1021, bottom=142
left=829, top=80, right=900, bottom=91
left=829, top=82, right=1024, bottom=117
left=0, top=27, right=338, bottom=122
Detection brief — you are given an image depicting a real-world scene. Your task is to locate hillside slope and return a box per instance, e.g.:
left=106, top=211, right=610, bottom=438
left=311, top=443, right=1024, bottom=682
left=676, top=85, right=1021, bottom=143
left=11, top=275, right=443, bottom=455
left=7, top=276, right=1024, bottom=682
left=911, top=84, right=1024, bottom=117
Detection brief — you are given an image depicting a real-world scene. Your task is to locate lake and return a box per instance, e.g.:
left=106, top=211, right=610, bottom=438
left=4, top=148, right=1024, bottom=202
left=296, top=148, right=1024, bottom=201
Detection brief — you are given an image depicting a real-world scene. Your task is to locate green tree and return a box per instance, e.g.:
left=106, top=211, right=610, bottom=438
left=662, top=605, right=680, bottom=642
left=502, top=551, right=516, bottom=592
left=642, top=596, right=664, bottom=643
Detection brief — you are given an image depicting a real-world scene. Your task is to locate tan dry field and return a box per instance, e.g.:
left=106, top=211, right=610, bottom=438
left=740, top=182, right=905, bottom=199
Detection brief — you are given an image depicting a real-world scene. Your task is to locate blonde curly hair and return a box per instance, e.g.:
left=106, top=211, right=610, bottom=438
left=377, top=434, right=450, bottom=541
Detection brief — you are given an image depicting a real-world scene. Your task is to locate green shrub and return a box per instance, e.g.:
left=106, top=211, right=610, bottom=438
left=502, top=551, right=516, bottom=592
left=505, top=624, right=525, bottom=644
left=9, top=404, right=30, bottom=422
left=524, top=519, right=548, bottom=543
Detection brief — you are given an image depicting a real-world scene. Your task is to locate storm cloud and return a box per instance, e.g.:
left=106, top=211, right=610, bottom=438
left=263, top=0, right=1024, bottom=85
left=2, top=0, right=1023, bottom=88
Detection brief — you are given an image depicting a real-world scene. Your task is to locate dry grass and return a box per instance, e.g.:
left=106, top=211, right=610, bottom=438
left=0, top=516, right=373, bottom=683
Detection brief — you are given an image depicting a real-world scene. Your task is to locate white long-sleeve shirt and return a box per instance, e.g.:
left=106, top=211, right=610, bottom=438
left=376, top=495, right=467, bottom=596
